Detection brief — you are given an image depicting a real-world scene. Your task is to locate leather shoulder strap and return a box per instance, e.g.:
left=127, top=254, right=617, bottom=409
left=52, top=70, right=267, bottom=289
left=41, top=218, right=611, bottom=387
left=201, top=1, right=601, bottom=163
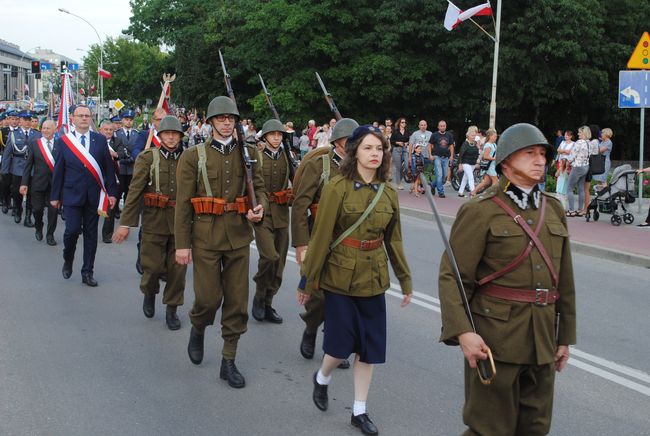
left=329, top=183, right=385, bottom=251
left=196, top=143, right=212, bottom=197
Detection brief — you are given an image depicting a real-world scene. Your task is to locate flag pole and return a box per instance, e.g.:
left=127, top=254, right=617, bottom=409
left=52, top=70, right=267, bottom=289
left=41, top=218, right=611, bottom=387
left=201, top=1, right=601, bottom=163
left=468, top=17, right=496, bottom=42
left=488, top=0, right=502, bottom=130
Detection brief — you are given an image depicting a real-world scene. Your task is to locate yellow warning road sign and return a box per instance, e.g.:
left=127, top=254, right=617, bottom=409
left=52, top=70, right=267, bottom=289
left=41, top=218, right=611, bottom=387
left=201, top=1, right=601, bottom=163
left=627, top=32, right=650, bottom=69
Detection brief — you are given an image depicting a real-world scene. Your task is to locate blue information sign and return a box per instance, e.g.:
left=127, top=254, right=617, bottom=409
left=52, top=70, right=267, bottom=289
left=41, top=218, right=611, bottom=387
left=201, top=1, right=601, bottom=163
left=68, top=63, right=79, bottom=71
left=40, top=62, right=51, bottom=71
left=619, top=70, right=650, bottom=108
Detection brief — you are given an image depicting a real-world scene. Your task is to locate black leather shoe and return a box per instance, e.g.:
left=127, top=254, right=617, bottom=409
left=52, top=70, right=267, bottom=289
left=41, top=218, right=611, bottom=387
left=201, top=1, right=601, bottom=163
left=300, top=329, right=317, bottom=359
left=142, top=294, right=155, bottom=318
left=35, top=228, right=43, bottom=241
left=220, top=358, right=246, bottom=389
left=187, top=327, right=204, bottom=365
left=82, top=274, right=98, bottom=287
left=135, top=259, right=144, bottom=275
left=24, top=214, right=34, bottom=227
left=1, top=205, right=8, bottom=214
left=338, top=358, right=350, bottom=369
left=351, top=413, right=378, bottom=436
left=264, top=306, right=283, bottom=324
left=62, top=261, right=72, bottom=279
left=312, top=371, right=328, bottom=411
left=14, top=212, right=21, bottom=223
left=251, top=296, right=265, bottom=321
left=46, top=235, right=57, bottom=246
left=102, top=236, right=112, bottom=244
left=166, top=306, right=181, bottom=330
left=438, top=193, right=446, bottom=198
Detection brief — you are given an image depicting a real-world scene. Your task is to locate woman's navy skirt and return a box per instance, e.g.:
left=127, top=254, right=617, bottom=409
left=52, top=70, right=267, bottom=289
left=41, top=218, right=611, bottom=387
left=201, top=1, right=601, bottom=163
left=323, top=291, right=387, bottom=364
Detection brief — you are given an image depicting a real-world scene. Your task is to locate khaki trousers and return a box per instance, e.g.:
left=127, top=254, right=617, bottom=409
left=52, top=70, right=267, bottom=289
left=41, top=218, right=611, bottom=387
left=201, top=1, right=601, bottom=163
left=140, top=232, right=186, bottom=307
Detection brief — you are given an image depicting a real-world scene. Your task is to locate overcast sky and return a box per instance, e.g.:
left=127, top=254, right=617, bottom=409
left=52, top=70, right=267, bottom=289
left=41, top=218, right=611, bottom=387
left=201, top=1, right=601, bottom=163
left=2, top=0, right=133, bottom=62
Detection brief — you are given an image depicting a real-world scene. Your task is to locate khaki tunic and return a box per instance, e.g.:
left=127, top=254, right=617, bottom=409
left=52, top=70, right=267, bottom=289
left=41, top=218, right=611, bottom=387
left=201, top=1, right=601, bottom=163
left=438, top=177, right=577, bottom=435
left=174, top=139, right=268, bottom=359
left=253, top=146, right=290, bottom=304
left=302, top=175, right=412, bottom=297
left=120, top=147, right=186, bottom=306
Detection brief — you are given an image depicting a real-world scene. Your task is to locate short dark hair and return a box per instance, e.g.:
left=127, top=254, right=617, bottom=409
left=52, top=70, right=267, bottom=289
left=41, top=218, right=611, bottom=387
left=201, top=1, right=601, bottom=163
left=340, top=128, right=392, bottom=182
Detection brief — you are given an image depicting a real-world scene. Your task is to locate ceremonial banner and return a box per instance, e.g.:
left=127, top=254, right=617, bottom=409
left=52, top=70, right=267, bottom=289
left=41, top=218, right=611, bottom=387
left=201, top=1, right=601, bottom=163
left=37, top=137, right=55, bottom=172
left=444, top=1, right=493, bottom=31
left=61, top=133, right=110, bottom=217
left=57, top=71, right=74, bottom=133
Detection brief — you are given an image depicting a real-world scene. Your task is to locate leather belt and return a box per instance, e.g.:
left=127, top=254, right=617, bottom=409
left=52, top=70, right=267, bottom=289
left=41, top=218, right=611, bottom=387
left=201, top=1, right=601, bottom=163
left=478, top=283, right=559, bottom=306
left=340, top=235, right=384, bottom=251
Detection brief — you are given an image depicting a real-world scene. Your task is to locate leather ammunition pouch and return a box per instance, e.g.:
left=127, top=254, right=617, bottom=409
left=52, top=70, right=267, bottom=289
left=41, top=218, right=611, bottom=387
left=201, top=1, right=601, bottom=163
left=144, top=192, right=173, bottom=208
left=191, top=196, right=248, bottom=216
left=269, top=189, right=292, bottom=205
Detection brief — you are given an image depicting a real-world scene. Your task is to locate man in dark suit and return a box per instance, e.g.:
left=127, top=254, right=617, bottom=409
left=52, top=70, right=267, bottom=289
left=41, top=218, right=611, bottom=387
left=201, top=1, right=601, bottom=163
left=50, top=106, right=118, bottom=287
left=100, top=120, right=121, bottom=243
left=114, top=109, right=139, bottom=211
left=0, top=111, right=20, bottom=214
left=20, top=120, right=59, bottom=245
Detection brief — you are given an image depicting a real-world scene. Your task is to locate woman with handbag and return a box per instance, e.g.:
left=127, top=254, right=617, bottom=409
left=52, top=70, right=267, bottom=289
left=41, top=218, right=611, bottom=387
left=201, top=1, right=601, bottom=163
left=593, top=128, right=614, bottom=189
left=457, top=127, right=480, bottom=196
left=298, top=126, right=412, bottom=436
left=566, top=126, right=597, bottom=216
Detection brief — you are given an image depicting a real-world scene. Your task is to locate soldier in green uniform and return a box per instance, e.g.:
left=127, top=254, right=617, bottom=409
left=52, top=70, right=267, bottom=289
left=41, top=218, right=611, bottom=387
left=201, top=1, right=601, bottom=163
left=251, top=119, right=292, bottom=324
left=438, top=123, right=576, bottom=436
left=299, top=126, right=412, bottom=436
left=113, top=116, right=187, bottom=331
left=175, top=96, right=267, bottom=389
left=291, top=118, right=358, bottom=367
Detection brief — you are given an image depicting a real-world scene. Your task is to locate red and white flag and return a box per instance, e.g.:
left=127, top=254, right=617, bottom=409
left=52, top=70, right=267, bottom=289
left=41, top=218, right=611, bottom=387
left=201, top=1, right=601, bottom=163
left=98, top=67, right=112, bottom=79
left=161, top=82, right=171, bottom=114
left=57, top=71, right=74, bottom=133
left=444, top=1, right=492, bottom=31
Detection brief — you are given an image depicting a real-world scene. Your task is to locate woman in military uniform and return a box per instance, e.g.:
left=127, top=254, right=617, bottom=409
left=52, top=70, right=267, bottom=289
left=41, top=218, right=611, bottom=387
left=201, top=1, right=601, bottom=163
left=298, top=126, right=412, bottom=436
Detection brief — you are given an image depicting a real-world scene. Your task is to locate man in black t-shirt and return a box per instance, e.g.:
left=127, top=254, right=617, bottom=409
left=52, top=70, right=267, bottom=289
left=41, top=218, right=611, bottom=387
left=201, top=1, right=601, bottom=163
left=428, top=120, right=455, bottom=197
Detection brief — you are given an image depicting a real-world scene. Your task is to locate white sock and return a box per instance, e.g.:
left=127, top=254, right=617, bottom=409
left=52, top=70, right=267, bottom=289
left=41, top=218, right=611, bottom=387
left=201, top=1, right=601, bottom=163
left=353, top=400, right=366, bottom=416
left=316, top=369, right=331, bottom=385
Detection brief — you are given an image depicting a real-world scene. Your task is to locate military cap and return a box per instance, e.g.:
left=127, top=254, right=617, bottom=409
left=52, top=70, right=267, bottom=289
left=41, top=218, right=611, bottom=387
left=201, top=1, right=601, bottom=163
left=121, top=109, right=135, bottom=119
left=6, top=110, right=19, bottom=117
left=19, top=111, right=32, bottom=119
left=110, top=115, right=122, bottom=122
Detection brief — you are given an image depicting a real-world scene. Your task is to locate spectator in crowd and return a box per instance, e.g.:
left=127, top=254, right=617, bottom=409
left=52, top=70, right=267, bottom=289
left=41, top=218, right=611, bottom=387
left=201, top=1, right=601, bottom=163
left=384, top=125, right=392, bottom=144
left=566, top=125, right=597, bottom=216
left=428, top=120, right=455, bottom=198
left=314, top=124, right=331, bottom=148
left=408, top=120, right=432, bottom=179
left=246, top=121, right=258, bottom=144
left=470, top=129, right=498, bottom=197
left=372, top=121, right=379, bottom=128
left=637, top=166, right=650, bottom=227
left=582, top=124, right=601, bottom=211
left=554, top=129, right=564, bottom=150
left=299, top=129, right=310, bottom=159
left=554, top=130, right=574, bottom=207
left=285, top=121, right=300, bottom=153
left=385, top=118, right=393, bottom=129
left=328, top=119, right=337, bottom=140
left=593, top=128, right=613, bottom=189
left=390, top=117, right=410, bottom=190
left=307, top=120, right=317, bottom=149
left=410, top=144, right=425, bottom=197
left=457, top=127, right=480, bottom=197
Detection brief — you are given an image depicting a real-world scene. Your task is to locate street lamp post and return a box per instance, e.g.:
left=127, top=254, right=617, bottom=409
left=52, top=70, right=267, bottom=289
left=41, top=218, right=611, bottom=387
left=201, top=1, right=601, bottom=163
left=58, top=8, right=103, bottom=123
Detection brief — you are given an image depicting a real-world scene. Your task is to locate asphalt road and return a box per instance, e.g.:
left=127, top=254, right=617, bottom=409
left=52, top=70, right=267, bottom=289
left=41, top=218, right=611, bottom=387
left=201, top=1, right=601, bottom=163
left=0, top=211, right=649, bottom=436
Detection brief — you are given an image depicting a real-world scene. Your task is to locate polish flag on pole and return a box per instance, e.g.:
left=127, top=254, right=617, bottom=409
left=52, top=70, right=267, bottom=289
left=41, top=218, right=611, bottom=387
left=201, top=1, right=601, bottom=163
left=161, top=81, right=171, bottom=114
left=444, top=1, right=492, bottom=31
left=98, top=67, right=112, bottom=79
left=57, top=71, right=74, bottom=133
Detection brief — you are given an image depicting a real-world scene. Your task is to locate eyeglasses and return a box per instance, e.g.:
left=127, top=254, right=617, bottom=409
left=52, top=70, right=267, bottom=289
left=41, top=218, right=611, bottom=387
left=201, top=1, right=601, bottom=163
left=214, top=115, right=236, bottom=122
left=75, top=114, right=92, bottom=118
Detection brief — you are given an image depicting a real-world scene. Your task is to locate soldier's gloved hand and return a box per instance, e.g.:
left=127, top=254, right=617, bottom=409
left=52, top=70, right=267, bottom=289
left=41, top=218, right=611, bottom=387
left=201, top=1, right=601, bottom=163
left=113, top=226, right=129, bottom=244
left=247, top=204, right=264, bottom=223
left=458, top=332, right=489, bottom=369
left=176, top=249, right=193, bottom=265
left=554, top=345, right=570, bottom=372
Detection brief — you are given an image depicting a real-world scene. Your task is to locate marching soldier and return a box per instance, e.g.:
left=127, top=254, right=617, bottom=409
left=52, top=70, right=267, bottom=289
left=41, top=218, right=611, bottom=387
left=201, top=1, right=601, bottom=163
left=175, top=96, right=267, bottom=388
left=19, top=119, right=59, bottom=245
left=251, top=119, right=292, bottom=324
left=113, top=116, right=187, bottom=331
left=438, top=123, right=576, bottom=436
left=1, top=111, right=41, bottom=226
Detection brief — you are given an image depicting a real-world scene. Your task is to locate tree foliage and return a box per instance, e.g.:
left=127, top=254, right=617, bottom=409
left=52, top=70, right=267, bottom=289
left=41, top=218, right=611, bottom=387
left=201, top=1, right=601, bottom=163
left=127, top=0, right=650, bottom=159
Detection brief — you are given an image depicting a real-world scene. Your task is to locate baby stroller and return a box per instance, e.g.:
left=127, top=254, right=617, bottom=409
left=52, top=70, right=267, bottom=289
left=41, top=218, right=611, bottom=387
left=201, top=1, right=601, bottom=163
left=585, top=164, right=636, bottom=226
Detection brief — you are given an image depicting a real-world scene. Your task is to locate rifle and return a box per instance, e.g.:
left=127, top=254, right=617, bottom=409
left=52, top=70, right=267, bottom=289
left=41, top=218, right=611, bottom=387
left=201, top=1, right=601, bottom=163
left=218, top=50, right=258, bottom=209
left=258, top=74, right=297, bottom=182
left=315, top=72, right=342, bottom=121
left=419, top=173, right=496, bottom=385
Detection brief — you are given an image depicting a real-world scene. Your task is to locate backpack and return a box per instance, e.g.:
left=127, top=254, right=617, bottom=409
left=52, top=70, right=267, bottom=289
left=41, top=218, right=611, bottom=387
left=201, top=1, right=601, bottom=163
left=289, top=147, right=331, bottom=205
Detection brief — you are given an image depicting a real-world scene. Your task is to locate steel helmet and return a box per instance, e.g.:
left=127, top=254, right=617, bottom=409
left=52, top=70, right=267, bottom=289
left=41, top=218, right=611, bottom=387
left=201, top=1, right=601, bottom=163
left=261, top=119, right=286, bottom=136
left=206, top=96, right=239, bottom=121
left=330, top=118, right=359, bottom=142
left=495, top=123, right=555, bottom=170
left=158, top=115, right=184, bottom=134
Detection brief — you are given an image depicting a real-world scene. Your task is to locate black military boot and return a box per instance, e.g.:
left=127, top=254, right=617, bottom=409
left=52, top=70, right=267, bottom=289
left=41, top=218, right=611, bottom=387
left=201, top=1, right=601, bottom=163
left=312, top=371, right=328, bottom=411
left=300, top=329, right=317, bottom=359
left=14, top=207, right=22, bottom=223
left=34, top=225, right=43, bottom=241
left=165, top=305, right=181, bottom=330
left=187, top=327, right=204, bottom=365
left=220, top=358, right=245, bottom=388
left=251, top=296, right=265, bottom=321
left=264, top=306, right=283, bottom=324
left=24, top=209, right=34, bottom=227
left=142, top=294, right=155, bottom=318
left=62, top=259, right=73, bottom=279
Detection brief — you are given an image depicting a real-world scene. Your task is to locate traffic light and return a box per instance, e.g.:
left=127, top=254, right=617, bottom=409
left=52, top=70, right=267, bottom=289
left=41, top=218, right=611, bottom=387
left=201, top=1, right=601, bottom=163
left=35, top=73, right=41, bottom=79
left=31, top=60, right=40, bottom=74
left=60, top=60, right=68, bottom=71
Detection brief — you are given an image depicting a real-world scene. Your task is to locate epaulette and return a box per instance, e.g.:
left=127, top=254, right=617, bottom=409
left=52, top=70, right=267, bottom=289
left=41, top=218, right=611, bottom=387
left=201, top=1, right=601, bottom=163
left=473, top=185, right=498, bottom=202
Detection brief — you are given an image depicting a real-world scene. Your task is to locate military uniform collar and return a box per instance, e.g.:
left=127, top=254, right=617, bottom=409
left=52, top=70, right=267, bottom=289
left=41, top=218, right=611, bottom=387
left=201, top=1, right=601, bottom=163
left=160, top=147, right=182, bottom=160
left=263, top=146, right=282, bottom=160
left=331, top=146, right=343, bottom=167
left=502, top=179, right=541, bottom=210
left=210, top=137, right=236, bottom=155
left=353, top=175, right=381, bottom=191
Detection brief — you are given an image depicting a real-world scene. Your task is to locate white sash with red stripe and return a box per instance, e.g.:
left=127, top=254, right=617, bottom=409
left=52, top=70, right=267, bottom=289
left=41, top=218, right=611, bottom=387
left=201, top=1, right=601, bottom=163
left=37, top=137, right=55, bottom=172
left=61, top=132, right=110, bottom=217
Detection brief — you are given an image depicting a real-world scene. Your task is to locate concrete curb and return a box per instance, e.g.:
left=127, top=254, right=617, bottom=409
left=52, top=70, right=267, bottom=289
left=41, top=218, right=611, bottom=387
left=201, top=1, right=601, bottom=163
left=401, top=206, right=650, bottom=269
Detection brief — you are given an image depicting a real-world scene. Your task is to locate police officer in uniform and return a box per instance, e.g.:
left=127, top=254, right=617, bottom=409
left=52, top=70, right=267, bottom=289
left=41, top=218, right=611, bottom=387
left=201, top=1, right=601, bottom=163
left=1, top=111, right=41, bottom=226
left=175, top=96, right=267, bottom=388
left=115, top=110, right=139, bottom=207
left=291, top=118, right=358, bottom=367
left=438, top=123, right=576, bottom=436
left=114, top=115, right=187, bottom=330
left=251, top=119, right=292, bottom=324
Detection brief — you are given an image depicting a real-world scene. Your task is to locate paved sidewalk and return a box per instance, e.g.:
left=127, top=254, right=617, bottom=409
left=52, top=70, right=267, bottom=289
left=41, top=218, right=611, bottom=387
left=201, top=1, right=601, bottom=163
left=397, top=183, right=650, bottom=268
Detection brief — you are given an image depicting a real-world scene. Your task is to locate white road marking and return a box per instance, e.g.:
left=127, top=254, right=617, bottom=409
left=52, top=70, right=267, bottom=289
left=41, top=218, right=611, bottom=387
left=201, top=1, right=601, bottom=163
left=252, top=243, right=650, bottom=396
